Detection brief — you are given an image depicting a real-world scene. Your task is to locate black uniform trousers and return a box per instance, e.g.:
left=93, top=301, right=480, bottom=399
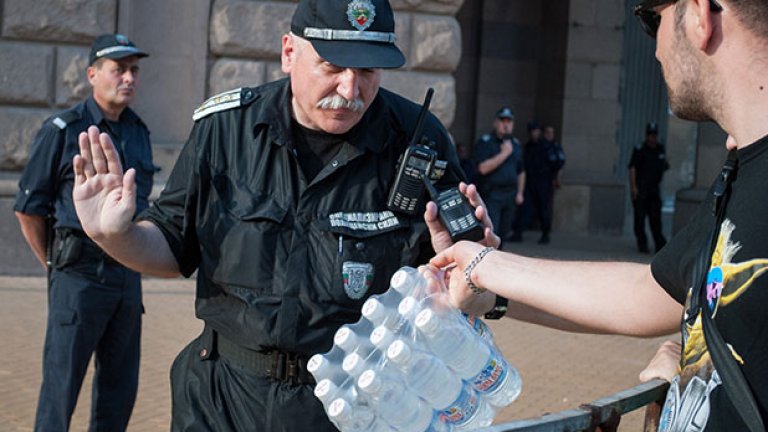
left=483, top=188, right=518, bottom=239
left=36, top=247, right=142, bottom=432
left=632, top=190, right=666, bottom=252
left=170, top=328, right=333, bottom=432
left=518, top=177, right=554, bottom=237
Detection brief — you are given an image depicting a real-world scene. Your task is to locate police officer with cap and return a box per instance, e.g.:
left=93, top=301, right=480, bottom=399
left=474, top=106, right=526, bottom=241
left=628, top=122, right=669, bottom=253
left=71, top=0, right=497, bottom=430
left=14, top=33, right=152, bottom=431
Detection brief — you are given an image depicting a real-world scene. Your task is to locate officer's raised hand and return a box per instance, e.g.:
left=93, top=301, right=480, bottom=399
left=424, top=182, right=500, bottom=253
left=72, top=125, right=137, bottom=240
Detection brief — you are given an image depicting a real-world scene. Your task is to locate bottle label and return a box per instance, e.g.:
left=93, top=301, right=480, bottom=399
left=438, top=388, right=480, bottom=426
left=462, top=313, right=488, bottom=337
left=472, top=352, right=508, bottom=394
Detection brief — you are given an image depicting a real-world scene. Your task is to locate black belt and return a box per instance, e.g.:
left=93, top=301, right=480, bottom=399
left=216, top=335, right=315, bottom=385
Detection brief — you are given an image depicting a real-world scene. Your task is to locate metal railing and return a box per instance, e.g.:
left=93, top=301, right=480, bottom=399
left=479, top=379, right=670, bottom=432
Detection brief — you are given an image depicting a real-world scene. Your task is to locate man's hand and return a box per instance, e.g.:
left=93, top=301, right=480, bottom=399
left=500, top=140, right=513, bottom=158
left=424, top=182, right=501, bottom=254
left=639, top=340, right=681, bottom=383
left=72, top=126, right=137, bottom=241
left=429, top=240, right=497, bottom=315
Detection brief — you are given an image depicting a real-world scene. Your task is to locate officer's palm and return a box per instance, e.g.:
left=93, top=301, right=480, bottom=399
left=72, top=126, right=136, bottom=239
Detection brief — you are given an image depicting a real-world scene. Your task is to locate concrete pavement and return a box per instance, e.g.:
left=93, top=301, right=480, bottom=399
left=0, top=231, right=672, bottom=431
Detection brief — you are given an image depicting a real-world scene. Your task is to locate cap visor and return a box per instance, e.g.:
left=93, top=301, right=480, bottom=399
left=311, top=40, right=404, bottom=69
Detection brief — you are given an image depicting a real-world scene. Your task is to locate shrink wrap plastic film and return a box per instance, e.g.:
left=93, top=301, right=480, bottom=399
left=309, top=267, right=522, bottom=432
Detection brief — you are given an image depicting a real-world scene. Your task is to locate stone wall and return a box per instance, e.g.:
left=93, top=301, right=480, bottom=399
left=0, top=0, right=464, bottom=175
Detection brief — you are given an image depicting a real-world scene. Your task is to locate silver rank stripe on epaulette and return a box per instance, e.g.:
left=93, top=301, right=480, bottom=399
left=53, top=117, right=68, bottom=130
left=192, top=88, right=242, bottom=121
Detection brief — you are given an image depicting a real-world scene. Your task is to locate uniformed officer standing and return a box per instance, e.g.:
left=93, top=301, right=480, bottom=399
left=628, top=122, right=669, bottom=253
left=512, top=122, right=565, bottom=244
left=14, top=34, right=152, bottom=431
left=474, top=106, right=526, bottom=241
left=69, top=1, right=497, bottom=430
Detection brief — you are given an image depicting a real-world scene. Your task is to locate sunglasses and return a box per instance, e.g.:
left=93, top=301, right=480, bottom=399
left=633, top=0, right=723, bottom=38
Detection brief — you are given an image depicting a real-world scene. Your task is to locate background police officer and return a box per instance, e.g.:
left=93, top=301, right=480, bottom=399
left=14, top=34, right=152, bottom=431
left=474, top=106, right=526, bottom=241
left=628, top=122, right=669, bottom=253
left=69, top=1, right=497, bottom=430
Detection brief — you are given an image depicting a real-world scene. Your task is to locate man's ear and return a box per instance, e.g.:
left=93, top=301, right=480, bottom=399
left=281, top=34, right=294, bottom=74
left=86, top=65, right=97, bottom=85
left=691, top=0, right=716, bottom=50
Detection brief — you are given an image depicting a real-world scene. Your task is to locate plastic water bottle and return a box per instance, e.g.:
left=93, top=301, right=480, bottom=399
left=389, top=267, right=427, bottom=298
left=397, top=295, right=423, bottom=323
left=369, top=325, right=397, bottom=352
left=358, top=369, right=436, bottom=432
left=415, top=309, right=522, bottom=408
left=386, top=340, right=494, bottom=430
left=462, top=312, right=495, bottom=342
left=342, top=352, right=371, bottom=379
left=308, top=354, right=348, bottom=386
left=327, top=397, right=391, bottom=432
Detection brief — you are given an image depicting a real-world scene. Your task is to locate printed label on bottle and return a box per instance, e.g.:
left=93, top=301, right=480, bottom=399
left=472, top=352, right=507, bottom=394
left=438, top=388, right=480, bottom=426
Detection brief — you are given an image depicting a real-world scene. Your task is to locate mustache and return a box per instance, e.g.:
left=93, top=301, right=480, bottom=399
left=316, top=95, right=364, bottom=111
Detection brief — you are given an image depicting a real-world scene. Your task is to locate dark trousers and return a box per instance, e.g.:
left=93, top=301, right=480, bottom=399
left=170, top=329, right=334, bottom=432
left=517, top=178, right=554, bottom=236
left=35, top=264, right=142, bottom=432
left=633, top=192, right=667, bottom=252
left=483, top=189, right=518, bottom=239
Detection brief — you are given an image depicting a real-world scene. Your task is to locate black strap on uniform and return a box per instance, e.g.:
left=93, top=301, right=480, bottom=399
left=688, top=150, right=765, bottom=432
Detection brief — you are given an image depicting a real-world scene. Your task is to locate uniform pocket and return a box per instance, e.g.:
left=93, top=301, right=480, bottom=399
left=208, top=176, right=288, bottom=296
left=52, top=309, right=77, bottom=326
left=310, top=211, right=412, bottom=309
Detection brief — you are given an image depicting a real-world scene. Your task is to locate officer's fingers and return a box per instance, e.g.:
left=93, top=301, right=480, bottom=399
left=88, top=126, right=108, bottom=174
left=78, top=131, right=95, bottom=177
left=122, top=168, right=137, bottom=208
left=429, top=245, right=456, bottom=269
left=424, top=201, right=439, bottom=224
left=100, top=132, right=124, bottom=176
left=483, top=227, right=501, bottom=249
left=73, top=155, right=86, bottom=186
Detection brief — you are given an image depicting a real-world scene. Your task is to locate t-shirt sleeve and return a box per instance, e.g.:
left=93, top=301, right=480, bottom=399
left=651, top=193, right=715, bottom=305
left=138, top=123, right=203, bottom=278
left=14, top=123, right=62, bottom=216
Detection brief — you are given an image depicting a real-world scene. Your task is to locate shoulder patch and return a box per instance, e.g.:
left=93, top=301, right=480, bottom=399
left=51, top=110, right=81, bottom=130
left=192, top=88, right=257, bottom=122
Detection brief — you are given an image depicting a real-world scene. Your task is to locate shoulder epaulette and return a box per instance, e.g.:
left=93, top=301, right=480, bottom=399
left=481, top=134, right=491, bottom=142
left=192, top=88, right=257, bottom=122
left=51, top=110, right=81, bottom=130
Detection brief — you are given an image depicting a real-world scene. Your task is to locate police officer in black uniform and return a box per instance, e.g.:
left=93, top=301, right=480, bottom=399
left=14, top=34, right=152, bottom=431
left=474, top=107, right=526, bottom=241
left=512, top=121, right=566, bottom=244
left=628, top=122, right=669, bottom=253
left=70, top=1, right=497, bottom=430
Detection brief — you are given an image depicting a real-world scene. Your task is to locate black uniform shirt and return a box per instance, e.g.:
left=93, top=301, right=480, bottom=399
left=524, top=138, right=565, bottom=181
left=473, top=133, right=524, bottom=193
left=15, top=96, right=154, bottom=229
left=139, top=78, right=463, bottom=355
left=628, top=141, right=669, bottom=193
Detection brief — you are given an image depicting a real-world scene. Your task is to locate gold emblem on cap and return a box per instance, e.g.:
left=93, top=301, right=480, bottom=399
left=347, top=0, right=376, bottom=31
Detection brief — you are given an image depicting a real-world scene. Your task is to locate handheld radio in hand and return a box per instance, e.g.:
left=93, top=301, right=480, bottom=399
left=386, top=88, right=437, bottom=215
left=422, top=171, right=485, bottom=242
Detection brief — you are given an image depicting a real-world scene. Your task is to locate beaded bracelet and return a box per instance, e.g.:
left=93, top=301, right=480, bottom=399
left=464, top=246, right=495, bottom=295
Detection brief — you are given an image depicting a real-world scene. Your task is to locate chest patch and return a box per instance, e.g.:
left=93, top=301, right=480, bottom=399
left=342, top=261, right=374, bottom=299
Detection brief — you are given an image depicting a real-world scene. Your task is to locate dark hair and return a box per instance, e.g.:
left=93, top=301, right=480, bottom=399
left=727, top=0, right=768, bottom=40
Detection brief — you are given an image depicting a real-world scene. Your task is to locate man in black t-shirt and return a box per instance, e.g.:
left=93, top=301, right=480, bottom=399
left=629, top=122, right=670, bottom=253
left=431, top=1, right=768, bottom=430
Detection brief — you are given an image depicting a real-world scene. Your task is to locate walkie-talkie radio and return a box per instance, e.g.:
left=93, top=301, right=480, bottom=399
left=386, top=89, right=437, bottom=215
left=422, top=166, right=485, bottom=242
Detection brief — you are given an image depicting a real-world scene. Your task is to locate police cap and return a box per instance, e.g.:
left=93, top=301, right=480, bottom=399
left=89, top=33, right=148, bottom=65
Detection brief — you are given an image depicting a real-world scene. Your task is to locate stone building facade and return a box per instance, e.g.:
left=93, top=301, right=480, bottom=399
left=0, top=0, right=724, bottom=275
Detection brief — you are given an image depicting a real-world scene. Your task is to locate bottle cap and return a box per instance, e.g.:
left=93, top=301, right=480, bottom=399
left=398, top=296, right=420, bottom=318
left=313, top=379, right=338, bottom=403
left=357, top=369, right=382, bottom=394
left=333, top=326, right=359, bottom=352
left=386, top=339, right=412, bottom=364
left=361, top=298, right=387, bottom=325
left=342, top=353, right=366, bottom=377
left=328, top=398, right=353, bottom=422
left=307, top=354, right=329, bottom=376
left=370, top=326, right=395, bottom=350
left=390, top=267, right=418, bottom=294
left=415, top=309, right=439, bottom=334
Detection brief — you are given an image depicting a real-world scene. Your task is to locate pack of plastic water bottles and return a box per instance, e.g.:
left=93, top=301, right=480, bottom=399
left=308, top=266, right=522, bottom=432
